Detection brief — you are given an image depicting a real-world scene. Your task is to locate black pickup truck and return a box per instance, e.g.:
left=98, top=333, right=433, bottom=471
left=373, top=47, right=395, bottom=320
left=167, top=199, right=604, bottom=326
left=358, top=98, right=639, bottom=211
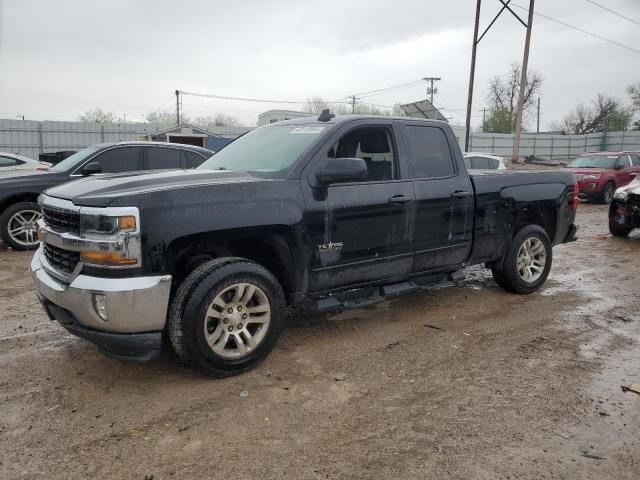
left=31, top=114, right=578, bottom=377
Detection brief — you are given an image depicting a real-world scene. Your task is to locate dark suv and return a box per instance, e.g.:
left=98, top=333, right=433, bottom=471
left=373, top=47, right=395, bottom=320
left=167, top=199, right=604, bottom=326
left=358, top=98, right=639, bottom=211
left=0, top=141, right=214, bottom=250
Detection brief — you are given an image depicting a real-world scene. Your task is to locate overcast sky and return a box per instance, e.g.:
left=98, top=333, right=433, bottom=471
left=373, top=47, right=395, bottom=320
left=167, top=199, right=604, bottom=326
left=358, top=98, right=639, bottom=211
left=0, top=0, right=638, bottom=129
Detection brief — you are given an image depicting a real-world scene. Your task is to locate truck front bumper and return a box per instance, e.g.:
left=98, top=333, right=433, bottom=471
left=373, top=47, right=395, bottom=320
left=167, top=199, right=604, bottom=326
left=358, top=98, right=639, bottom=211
left=31, top=250, right=172, bottom=361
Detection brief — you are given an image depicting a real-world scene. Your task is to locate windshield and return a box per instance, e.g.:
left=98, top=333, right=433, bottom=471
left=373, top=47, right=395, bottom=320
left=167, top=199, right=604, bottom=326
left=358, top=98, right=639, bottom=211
left=567, top=155, right=617, bottom=169
left=49, top=146, right=102, bottom=172
left=197, top=125, right=326, bottom=174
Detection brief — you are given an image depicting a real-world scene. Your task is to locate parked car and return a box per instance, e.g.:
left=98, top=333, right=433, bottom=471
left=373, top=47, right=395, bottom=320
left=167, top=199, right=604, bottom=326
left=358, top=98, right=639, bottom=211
left=0, top=141, right=214, bottom=250
left=609, top=173, right=640, bottom=237
left=0, top=152, right=51, bottom=172
left=565, top=151, right=640, bottom=203
left=463, top=152, right=506, bottom=170
left=31, top=114, right=578, bottom=376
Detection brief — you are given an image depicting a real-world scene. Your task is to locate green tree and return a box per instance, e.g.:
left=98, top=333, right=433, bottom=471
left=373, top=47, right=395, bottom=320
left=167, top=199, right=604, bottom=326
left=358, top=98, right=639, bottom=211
left=560, top=94, right=631, bottom=134
left=482, top=107, right=514, bottom=133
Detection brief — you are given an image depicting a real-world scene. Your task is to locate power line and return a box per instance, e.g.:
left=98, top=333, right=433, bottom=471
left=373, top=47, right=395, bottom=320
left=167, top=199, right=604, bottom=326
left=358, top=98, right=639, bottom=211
left=351, top=80, right=425, bottom=98
left=585, top=0, right=640, bottom=27
left=512, top=2, right=640, bottom=55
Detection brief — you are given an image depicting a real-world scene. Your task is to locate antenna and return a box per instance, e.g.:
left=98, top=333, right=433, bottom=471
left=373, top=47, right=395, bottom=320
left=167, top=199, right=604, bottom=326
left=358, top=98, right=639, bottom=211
left=317, top=109, right=335, bottom=122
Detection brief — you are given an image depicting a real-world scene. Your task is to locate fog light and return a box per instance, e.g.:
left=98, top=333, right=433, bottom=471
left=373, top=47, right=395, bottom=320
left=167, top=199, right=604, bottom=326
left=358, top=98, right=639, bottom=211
left=92, top=293, right=108, bottom=321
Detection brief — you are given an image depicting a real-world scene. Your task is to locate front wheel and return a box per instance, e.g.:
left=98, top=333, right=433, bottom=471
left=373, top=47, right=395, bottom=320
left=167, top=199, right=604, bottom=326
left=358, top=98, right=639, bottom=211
left=491, top=225, right=552, bottom=294
left=599, top=182, right=615, bottom=204
left=0, top=202, right=42, bottom=250
left=167, top=257, right=285, bottom=377
left=609, top=215, right=632, bottom=237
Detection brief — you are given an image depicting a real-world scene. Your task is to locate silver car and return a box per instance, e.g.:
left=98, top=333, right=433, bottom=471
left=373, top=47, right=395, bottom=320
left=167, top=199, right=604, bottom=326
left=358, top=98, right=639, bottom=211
left=0, top=152, right=51, bottom=173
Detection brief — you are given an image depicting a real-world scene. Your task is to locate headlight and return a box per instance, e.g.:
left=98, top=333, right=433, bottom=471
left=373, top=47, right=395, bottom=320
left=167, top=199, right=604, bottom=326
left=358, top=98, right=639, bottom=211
left=613, top=189, right=628, bottom=201
left=583, top=174, right=601, bottom=180
left=80, top=214, right=136, bottom=235
left=78, top=207, right=141, bottom=268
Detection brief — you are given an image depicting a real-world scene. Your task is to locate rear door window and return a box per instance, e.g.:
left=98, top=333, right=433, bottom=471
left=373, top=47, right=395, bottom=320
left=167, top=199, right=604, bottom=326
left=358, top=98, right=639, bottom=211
left=617, top=155, right=632, bottom=168
left=406, top=126, right=455, bottom=178
left=93, top=147, right=142, bottom=173
left=145, top=147, right=183, bottom=170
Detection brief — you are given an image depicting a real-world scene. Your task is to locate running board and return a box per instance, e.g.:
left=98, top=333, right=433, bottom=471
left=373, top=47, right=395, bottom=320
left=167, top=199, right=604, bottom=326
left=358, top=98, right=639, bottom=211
left=304, top=269, right=464, bottom=314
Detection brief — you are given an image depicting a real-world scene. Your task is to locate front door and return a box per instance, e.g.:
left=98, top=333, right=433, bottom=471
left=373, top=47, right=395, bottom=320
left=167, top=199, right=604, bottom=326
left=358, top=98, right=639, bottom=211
left=302, top=122, right=414, bottom=293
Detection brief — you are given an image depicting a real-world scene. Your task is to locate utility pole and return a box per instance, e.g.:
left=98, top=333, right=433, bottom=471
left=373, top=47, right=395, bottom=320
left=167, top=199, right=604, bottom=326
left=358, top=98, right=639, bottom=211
left=175, top=89, right=181, bottom=125
left=536, top=97, right=540, bottom=134
left=482, top=108, right=486, bottom=132
left=512, top=0, right=535, bottom=163
left=423, top=76, right=441, bottom=116
left=349, top=95, right=359, bottom=114
left=464, top=0, right=482, bottom=152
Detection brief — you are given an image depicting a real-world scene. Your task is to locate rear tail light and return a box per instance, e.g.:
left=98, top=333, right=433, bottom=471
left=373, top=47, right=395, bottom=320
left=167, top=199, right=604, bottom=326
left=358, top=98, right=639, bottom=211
left=572, top=182, right=579, bottom=210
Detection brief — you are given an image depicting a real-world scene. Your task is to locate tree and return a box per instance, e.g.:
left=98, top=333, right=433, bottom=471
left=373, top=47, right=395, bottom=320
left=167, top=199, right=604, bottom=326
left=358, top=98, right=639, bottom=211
left=79, top=108, right=123, bottom=124
left=482, top=107, right=514, bottom=133
left=145, top=109, right=184, bottom=127
left=560, top=94, right=632, bottom=134
left=628, top=82, right=640, bottom=130
left=484, top=63, right=543, bottom=133
left=192, top=113, right=240, bottom=128
left=303, top=96, right=329, bottom=114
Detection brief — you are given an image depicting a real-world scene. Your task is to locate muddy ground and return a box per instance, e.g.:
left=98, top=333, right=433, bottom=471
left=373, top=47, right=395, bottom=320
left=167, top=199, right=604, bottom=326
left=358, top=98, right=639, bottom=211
left=0, top=203, right=639, bottom=479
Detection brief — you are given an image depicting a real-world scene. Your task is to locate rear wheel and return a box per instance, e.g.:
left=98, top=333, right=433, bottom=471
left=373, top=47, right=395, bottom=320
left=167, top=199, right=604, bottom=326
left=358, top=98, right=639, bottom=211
left=600, top=182, right=615, bottom=204
left=167, top=257, right=285, bottom=377
left=0, top=202, right=42, bottom=250
left=491, top=225, right=552, bottom=294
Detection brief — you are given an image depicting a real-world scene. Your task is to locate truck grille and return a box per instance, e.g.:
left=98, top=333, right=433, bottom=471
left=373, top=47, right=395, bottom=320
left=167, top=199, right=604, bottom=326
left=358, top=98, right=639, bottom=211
left=43, top=243, right=80, bottom=275
left=42, top=206, right=80, bottom=234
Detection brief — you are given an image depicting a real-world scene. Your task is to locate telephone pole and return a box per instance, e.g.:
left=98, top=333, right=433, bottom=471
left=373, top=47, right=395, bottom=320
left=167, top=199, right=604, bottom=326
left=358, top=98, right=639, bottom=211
left=536, top=97, right=540, bottom=134
left=512, top=0, right=535, bottom=163
left=482, top=108, right=486, bottom=132
left=175, top=89, right=181, bottom=125
left=348, top=95, right=359, bottom=114
left=464, top=0, right=531, bottom=153
left=422, top=76, right=441, bottom=108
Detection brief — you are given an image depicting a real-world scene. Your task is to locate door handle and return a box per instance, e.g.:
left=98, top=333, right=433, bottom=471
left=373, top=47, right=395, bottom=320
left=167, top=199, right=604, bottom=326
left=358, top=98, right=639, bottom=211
left=388, top=195, right=412, bottom=204
left=451, top=191, right=472, bottom=199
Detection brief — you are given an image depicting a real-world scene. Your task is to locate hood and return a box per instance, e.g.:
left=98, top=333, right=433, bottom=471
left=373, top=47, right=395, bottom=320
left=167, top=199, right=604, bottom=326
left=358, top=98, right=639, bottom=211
left=0, top=169, right=67, bottom=190
left=619, top=178, right=640, bottom=195
left=44, top=169, right=267, bottom=207
left=0, top=169, right=52, bottom=180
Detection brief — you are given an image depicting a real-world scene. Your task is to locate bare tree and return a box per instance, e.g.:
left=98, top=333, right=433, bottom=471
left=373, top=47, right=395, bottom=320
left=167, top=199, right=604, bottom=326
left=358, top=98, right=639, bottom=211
left=79, top=108, right=123, bottom=124
left=193, top=113, right=241, bottom=128
left=485, top=63, right=543, bottom=133
left=303, top=96, right=329, bottom=114
left=145, top=109, right=185, bottom=127
left=560, top=94, right=632, bottom=134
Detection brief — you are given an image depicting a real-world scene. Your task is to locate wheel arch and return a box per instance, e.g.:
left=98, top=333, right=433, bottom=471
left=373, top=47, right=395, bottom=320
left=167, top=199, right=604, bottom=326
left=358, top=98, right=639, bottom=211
left=0, top=193, right=41, bottom=215
left=166, top=226, right=299, bottom=304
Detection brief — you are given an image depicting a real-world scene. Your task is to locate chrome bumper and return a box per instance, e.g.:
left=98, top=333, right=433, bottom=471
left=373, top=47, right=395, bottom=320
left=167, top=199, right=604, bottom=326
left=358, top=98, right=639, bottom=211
left=31, top=248, right=172, bottom=333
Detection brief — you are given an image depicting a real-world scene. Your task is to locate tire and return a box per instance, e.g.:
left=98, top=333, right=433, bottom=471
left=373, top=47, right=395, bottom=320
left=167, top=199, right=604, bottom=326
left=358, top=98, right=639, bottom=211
left=167, top=257, right=285, bottom=377
left=491, top=225, right=552, bottom=294
left=0, top=202, right=42, bottom=250
left=609, top=213, right=632, bottom=237
left=599, top=182, right=615, bottom=204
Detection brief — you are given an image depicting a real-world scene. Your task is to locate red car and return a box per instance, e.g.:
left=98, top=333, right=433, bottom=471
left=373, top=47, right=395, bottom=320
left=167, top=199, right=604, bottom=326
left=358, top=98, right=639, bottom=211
left=566, top=151, right=640, bottom=203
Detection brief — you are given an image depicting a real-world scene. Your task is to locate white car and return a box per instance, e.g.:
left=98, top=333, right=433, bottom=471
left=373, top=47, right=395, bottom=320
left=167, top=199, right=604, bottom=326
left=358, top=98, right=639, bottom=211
left=463, top=152, right=507, bottom=170
left=0, top=152, right=51, bottom=172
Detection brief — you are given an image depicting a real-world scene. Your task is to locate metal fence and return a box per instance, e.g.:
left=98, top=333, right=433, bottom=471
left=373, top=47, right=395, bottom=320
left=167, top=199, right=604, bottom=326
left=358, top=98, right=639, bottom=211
left=468, top=131, right=640, bottom=160
left=0, top=119, right=249, bottom=160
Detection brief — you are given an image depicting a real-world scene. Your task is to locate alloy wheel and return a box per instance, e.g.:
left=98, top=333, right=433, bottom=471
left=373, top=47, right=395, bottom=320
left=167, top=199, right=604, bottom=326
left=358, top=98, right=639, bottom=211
left=7, top=210, right=42, bottom=248
left=203, top=282, right=271, bottom=359
left=516, top=237, right=547, bottom=283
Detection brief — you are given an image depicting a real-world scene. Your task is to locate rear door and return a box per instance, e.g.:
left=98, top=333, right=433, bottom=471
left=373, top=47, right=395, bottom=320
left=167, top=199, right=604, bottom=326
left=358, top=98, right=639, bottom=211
left=72, top=146, right=143, bottom=175
left=404, top=123, right=474, bottom=272
left=615, top=155, right=635, bottom=186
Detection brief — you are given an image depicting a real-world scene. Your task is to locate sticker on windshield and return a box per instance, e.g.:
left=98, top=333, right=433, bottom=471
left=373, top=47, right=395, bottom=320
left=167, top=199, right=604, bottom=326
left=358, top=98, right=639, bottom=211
left=290, top=126, right=325, bottom=135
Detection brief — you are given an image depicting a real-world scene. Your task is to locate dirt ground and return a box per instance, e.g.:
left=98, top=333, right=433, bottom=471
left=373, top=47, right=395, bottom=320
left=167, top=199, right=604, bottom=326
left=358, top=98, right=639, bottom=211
left=1, top=203, right=639, bottom=479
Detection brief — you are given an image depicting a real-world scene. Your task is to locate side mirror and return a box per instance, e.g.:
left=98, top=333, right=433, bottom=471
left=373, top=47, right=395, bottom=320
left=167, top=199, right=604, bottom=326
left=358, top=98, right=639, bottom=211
left=315, top=158, right=367, bottom=186
left=82, top=161, right=102, bottom=176
left=614, top=164, right=624, bottom=170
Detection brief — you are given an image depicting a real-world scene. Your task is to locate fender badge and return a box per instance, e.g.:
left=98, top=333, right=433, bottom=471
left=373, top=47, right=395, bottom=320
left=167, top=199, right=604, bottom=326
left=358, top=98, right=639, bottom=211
left=318, top=241, right=343, bottom=253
